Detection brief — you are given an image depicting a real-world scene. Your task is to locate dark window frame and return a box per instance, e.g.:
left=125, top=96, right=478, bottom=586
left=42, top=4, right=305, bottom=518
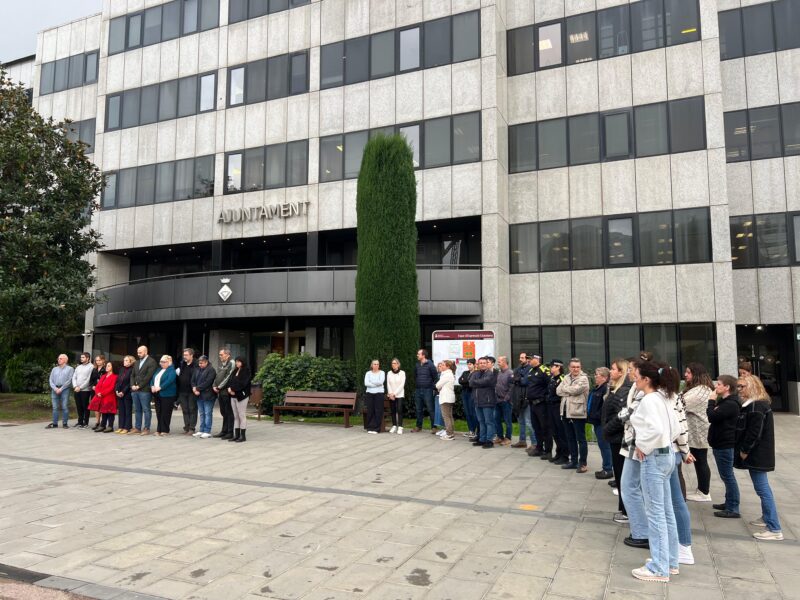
left=397, top=24, right=423, bottom=74
left=534, top=19, right=566, bottom=70
left=603, top=213, right=638, bottom=268
left=228, top=0, right=309, bottom=23
left=724, top=102, right=800, bottom=163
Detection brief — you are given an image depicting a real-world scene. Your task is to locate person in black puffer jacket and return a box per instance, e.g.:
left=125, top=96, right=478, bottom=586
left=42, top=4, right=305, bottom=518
left=545, top=360, right=568, bottom=464
left=602, top=359, right=632, bottom=520
left=587, top=368, right=611, bottom=479
left=734, top=375, right=782, bottom=540
left=707, top=374, right=741, bottom=519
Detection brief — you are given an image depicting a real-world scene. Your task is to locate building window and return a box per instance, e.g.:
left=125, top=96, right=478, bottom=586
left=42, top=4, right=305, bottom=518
left=453, top=11, right=480, bottom=62
left=136, top=164, right=155, bottom=206
left=106, top=95, right=121, bottom=131
left=729, top=215, right=756, bottom=268
left=667, top=96, right=705, bottom=153
left=175, top=158, right=195, bottom=200
left=509, top=223, right=539, bottom=274
left=140, top=84, right=159, bottom=125
left=266, top=144, right=288, bottom=188
left=371, top=31, right=395, bottom=78
left=127, top=13, right=143, bottom=48
left=542, top=326, right=573, bottom=366
left=228, top=0, right=308, bottom=23
left=319, top=135, right=344, bottom=183
left=121, top=89, right=141, bottom=129
left=424, top=17, right=451, bottom=68
left=749, top=106, right=782, bottom=160
left=244, top=147, right=265, bottom=191
left=67, top=54, right=84, bottom=89
left=344, top=131, right=368, bottom=179
left=245, top=60, right=266, bottom=103
left=230, top=51, right=307, bottom=105
left=39, top=62, right=55, bottom=95
left=634, top=102, right=669, bottom=157
left=607, top=216, right=635, bottom=266
left=724, top=110, right=749, bottom=162
left=719, top=0, right=800, bottom=60
left=344, top=37, right=369, bottom=85
left=102, top=174, right=117, bottom=209
left=79, top=119, right=96, bottom=153
left=287, top=141, right=308, bottom=187
left=673, top=207, right=711, bottom=263
left=39, top=50, right=100, bottom=95
left=225, top=153, right=243, bottom=193
left=603, top=111, right=632, bottom=160
left=597, top=5, right=630, bottom=59
left=159, top=80, right=179, bottom=121
left=509, top=123, right=537, bottom=173
left=109, top=16, right=126, bottom=55
left=399, top=124, right=421, bottom=167
left=508, top=26, right=535, bottom=75
left=177, top=75, right=198, bottom=117
left=574, top=326, right=607, bottom=374
left=569, top=113, right=600, bottom=165
left=725, top=103, right=799, bottom=162
left=774, top=0, right=800, bottom=51
left=638, top=211, right=673, bottom=266
left=665, top=0, right=700, bottom=45
left=782, top=103, right=800, bottom=156
left=117, top=168, right=137, bottom=208
left=399, top=26, right=421, bottom=72
left=571, top=217, right=603, bottom=270
left=143, top=5, right=162, bottom=46
left=631, top=0, right=665, bottom=52
left=267, top=54, right=289, bottom=99
left=566, top=12, right=597, bottom=64
left=424, top=117, right=451, bottom=168
left=321, top=42, right=344, bottom=89
left=537, top=22, right=564, bottom=68
left=453, top=112, right=481, bottom=164
left=742, top=3, right=775, bottom=56
left=156, top=162, right=175, bottom=203
left=718, top=10, right=744, bottom=59
left=608, top=325, right=641, bottom=362
left=539, top=220, right=570, bottom=272
left=511, top=327, right=541, bottom=359
left=755, top=214, right=790, bottom=267
left=199, top=74, right=215, bottom=111
left=537, top=118, right=568, bottom=169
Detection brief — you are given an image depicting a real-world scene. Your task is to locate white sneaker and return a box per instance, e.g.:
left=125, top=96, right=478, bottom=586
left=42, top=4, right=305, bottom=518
left=646, top=558, right=679, bottom=575
left=632, top=566, right=669, bottom=582
left=749, top=517, right=767, bottom=528
left=436, top=429, right=446, bottom=437
left=397, top=427, right=403, bottom=435
left=686, top=490, right=712, bottom=502
left=389, top=426, right=397, bottom=434
left=463, top=431, right=473, bottom=438
left=753, top=530, right=783, bottom=541
left=192, top=432, right=202, bottom=437
left=367, top=430, right=378, bottom=434
left=199, top=432, right=211, bottom=438
left=442, top=434, right=454, bottom=440
left=678, top=545, right=694, bottom=565
left=612, top=488, right=619, bottom=496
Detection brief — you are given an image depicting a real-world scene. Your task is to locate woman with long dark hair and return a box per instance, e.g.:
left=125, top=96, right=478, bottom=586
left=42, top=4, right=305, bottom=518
left=602, top=358, right=631, bottom=524
left=682, top=363, right=715, bottom=502
left=227, top=357, right=252, bottom=443
left=91, top=361, right=118, bottom=433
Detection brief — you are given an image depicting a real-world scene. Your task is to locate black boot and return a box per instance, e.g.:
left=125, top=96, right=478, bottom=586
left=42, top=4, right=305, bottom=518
left=235, top=429, right=246, bottom=443
left=229, top=428, right=240, bottom=442
left=221, top=431, right=233, bottom=440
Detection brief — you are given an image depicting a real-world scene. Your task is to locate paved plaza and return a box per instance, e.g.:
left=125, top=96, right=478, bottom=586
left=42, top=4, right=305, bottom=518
left=0, top=416, right=799, bottom=600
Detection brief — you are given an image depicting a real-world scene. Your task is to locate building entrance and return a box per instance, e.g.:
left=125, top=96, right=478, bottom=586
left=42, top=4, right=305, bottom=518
left=736, top=324, right=797, bottom=412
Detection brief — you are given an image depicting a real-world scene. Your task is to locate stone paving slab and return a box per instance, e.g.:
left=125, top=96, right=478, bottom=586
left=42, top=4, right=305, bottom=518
left=0, top=414, right=798, bottom=600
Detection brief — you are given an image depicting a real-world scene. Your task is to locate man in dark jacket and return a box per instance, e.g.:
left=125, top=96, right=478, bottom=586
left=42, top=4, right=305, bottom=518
left=494, top=356, right=514, bottom=445
left=130, top=346, right=158, bottom=435
left=213, top=348, right=235, bottom=439
left=511, top=353, right=532, bottom=448
left=708, top=375, right=741, bottom=518
left=191, top=355, right=217, bottom=438
left=526, top=354, right=550, bottom=457
left=458, top=358, right=479, bottom=438
left=470, top=357, right=498, bottom=449
left=413, top=349, right=439, bottom=432
left=177, top=348, right=198, bottom=434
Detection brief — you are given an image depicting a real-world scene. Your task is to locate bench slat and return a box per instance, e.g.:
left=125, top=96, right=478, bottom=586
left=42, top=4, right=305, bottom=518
left=284, top=391, right=355, bottom=399
left=283, top=398, right=355, bottom=407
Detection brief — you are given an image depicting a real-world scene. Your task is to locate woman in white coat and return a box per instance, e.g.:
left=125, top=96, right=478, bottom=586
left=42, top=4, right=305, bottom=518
left=436, top=360, right=456, bottom=440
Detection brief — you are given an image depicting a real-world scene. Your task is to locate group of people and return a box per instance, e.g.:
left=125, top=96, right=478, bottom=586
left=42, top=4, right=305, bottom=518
left=47, top=346, right=252, bottom=441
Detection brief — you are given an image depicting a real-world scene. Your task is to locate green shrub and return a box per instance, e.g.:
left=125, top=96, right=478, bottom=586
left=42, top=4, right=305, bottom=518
left=253, top=353, right=356, bottom=415
left=3, top=347, right=66, bottom=393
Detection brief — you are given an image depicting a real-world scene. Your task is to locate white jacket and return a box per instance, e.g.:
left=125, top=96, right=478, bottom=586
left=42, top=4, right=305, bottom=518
left=436, top=369, right=456, bottom=404
left=386, top=370, right=406, bottom=399
left=630, top=390, right=680, bottom=456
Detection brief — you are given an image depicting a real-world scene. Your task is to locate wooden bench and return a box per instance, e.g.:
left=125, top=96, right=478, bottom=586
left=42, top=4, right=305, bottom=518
left=273, top=391, right=357, bottom=427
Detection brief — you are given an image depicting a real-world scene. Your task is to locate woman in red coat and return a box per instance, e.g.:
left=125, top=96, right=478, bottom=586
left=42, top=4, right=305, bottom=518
left=90, top=362, right=118, bottom=433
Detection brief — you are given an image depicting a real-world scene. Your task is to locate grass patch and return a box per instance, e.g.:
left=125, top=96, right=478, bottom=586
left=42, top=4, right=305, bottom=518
left=0, top=393, right=65, bottom=423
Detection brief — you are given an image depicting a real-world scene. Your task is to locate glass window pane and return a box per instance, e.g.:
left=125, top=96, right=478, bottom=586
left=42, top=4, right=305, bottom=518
left=159, top=79, right=178, bottom=120
left=673, top=207, right=710, bottom=263
left=109, top=16, right=126, bottom=54
left=107, top=95, right=121, bottom=130
left=85, top=52, right=98, bottom=83
left=121, top=89, right=141, bottom=128
left=507, top=27, right=535, bottom=75
left=724, top=110, right=749, bottom=162
left=607, top=217, right=634, bottom=266
left=162, top=0, right=181, bottom=40
left=774, top=0, right=800, bottom=51
left=229, top=67, right=245, bottom=105
left=566, top=12, right=596, bottom=64
left=608, top=325, right=640, bottom=362
left=250, top=0, right=269, bottom=17
left=643, top=324, right=678, bottom=366
left=509, top=123, right=536, bottom=173
left=571, top=217, right=603, bottom=269
left=598, top=5, right=630, bottom=59
left=542, top=326, right=572, bottom=367
left=568, top=113, right=600, bottom=165
left=399, top=124, right=421, bottom=168
left=639, top=211, right=674, bottom=265
left=68, top=54, right=84, bottom=89
left=140, top=84, right=159, bottom=125
left=229, top=0, right=248, bottom=22
left=453, top=112, right=481, bottom=163
left=65, top=122, right=80, bottom=145
left=424, top=17, right=451, bottom=68
left=143, top=6, right=162, bottom=45
left=729, top=215, right=756, bottom=268
left=669, top=96, right=705, bottom=153
left=155, top=162, right=175, bottom=203
left=537, top=22, right=563, bottom=68
left=290, top=0, right=309, bottom=6
left=539, top=220, right=570, bottom=272
left=270, top=0, right=289, bottom=13
left=200, top=0, right=219, bottom=30
left=225, top=153, right=243, bottom=192
left=266, top=144, right=287, bottom=187
left=117, top=168, right=137, bottom=208
left=574, top=326, right=607, bottom=374
left=199, top=74, right=215, bottom=111
left=320, top=42, right=344, bottom=88
left=370, top=126, right=395, bottom=139
left=718, top=10, right=744, bottom=59
left=128, top=13, right=142, bottom=48
left=267, top=55, right=289, bottom=99
left=424, top=117, right=451, bottom=168
left=53, top=57, right=69, bottom=92
left=749, top=105, right=782, bottom=160
left=136, top=165, right=156, bottom=205
left=512, top=327, right=541, bottom=360
left=537, top=118, right=567, bottom=169
left=178, top=75, right=197, bottom=117
left=79, top=119, right=95, bottom=152
left=756, top=214, right=789, bottom=267
left=635, top=102, right=669, bottom=157
left=794, top=215, right=800, bottom=263
left=175, top=158, right=195, bottom=200
left=679, top=323, right=716, bottom=375
left=40, top=62, right=55, bottom=95
left=290, top=53, right=308, bottom=95
left=244, top=147, right=265, bottom=191
left=782, top=103, right=800, bottom=156
left=246, top=59, right=267, bottom=103
left=103, top=173, right=117, bottom=209
left=320, top=135, right=344, bottom=182
left=665, top=0, right=700, bottom=45
left=344, top=131, right=368, bottom=179
left=453, top=11, right=480, bottom=62
left=399, top=27, right=421, bottom=72
left=371, top=30, right=395, bottom=78
left=742, top=3, right=774, bottom=55
left=603, top=111, right=631, bottom=160
left=287, top=140, right=308, bottom=186
left=510, top=223, right=538, bottom=273
left=631, top=0, right=665, bottom=52
left=194, top=155, right=214, bottom=197
left=183, top=0, right=199, bottom=34
left=345, top=37, right=369, bottom=84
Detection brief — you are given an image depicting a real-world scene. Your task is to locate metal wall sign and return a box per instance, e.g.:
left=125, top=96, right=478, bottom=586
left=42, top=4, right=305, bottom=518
left=218, top=278, right=233, bottom=301
left=217, top=201, right=311, bottom=224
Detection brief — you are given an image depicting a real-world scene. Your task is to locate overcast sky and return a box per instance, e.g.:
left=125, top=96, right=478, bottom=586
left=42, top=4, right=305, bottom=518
left=0, top=0, right=102, bottom=63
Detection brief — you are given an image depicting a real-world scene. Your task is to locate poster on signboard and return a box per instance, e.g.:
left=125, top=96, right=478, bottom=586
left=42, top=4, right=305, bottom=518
left=432, top=330, right=496, bottom=379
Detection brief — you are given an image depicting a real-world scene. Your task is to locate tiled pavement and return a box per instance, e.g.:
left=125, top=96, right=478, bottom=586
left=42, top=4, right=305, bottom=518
left=0, top=415, right=799, bottom=600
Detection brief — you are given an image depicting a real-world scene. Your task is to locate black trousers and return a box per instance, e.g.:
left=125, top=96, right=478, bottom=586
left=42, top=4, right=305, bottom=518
left=546, top=402, right=567, bottom=458
left=389, top=398, right=403, bottom=427
left=75, top=391, right=91, bottom=426
left=178, top=392, right=197, bottom=431
left=118, top=394, right=133, bottom=430
left=218, top=392, right=233, bottom=434
left=611, top=442, right=626, bottom=513
left=100, top=412, right=115, bottom=428
left=155, top=395, right=175, bottom=433
left=531, top=401, right=551, bottom=452
left=690, top=447, right=711, bottom=494
left=365, top=392, right=384, bottom=432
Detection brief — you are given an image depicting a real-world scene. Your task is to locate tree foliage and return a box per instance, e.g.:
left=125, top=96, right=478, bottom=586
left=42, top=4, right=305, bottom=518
left=0, top=68, right=103, bottom=353
left=354, top=134, right=419, bottom=396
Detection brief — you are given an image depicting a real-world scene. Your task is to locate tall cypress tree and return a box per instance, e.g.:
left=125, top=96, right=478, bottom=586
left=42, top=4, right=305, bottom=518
left=354, top=135, right=419, bottom=405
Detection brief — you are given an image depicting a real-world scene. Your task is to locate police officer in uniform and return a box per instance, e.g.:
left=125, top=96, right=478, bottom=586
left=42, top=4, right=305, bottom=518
left=525, top=354, right=551, bottom=457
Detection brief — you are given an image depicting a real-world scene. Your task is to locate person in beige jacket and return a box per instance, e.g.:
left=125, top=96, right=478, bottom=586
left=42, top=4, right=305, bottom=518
left=681, top=362, right=716, bottom=502
left=556, top=358, right=590, bottom=472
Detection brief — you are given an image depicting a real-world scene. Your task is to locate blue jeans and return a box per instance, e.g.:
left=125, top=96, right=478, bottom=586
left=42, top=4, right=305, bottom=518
left=670, top=453, right=692, bottom=546
left=476, top=406, right=496, bottom=443
left=414, top=388, right=435, bottom=429
left=197, top=398, right=214, bottom=433
left=50, top=389, right=70, bottom=425
left=433, top=400, right=444, bottom=428
left=563, top=418, right=588, bottom=466
left=495, top=401, right=512, bottom=439
left=132, top=391, right=152, bottom=430
left=641, top=451, right=679, bottom=577
left=461, top=389, right=478, bottom=433
left=518, top=405, right=536, bottom=444
left=621, top=456, right=648, bottom=539
left=593, top=424, right=613, bottom=472
left=749, top=470, right=781, bottom=532
left=713, top=448, right=740, bottom=513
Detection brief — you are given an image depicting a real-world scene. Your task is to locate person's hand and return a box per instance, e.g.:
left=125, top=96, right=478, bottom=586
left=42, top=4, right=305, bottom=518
left=132, top=385, right=139, bottom=391
left=740, top=452, right=748, bottom=460
left=74, top=386, right=80, bottom=393
left=228, top=388, right=234, bottom=395
left=635, top=448, right=646, bottom=461
left=685, top=452, right=696, bottom=464
left=213, top=387, right=219, bottom=393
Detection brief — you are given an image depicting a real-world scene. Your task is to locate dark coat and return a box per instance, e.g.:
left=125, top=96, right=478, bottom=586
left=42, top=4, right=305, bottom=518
left=470, top=369, right=498, bottom=408
left=90, top=366, right=104, bottom=390
left=546, top=374, right=564, bottom=404
left=191, top=365, right=217, bottom=401
left=177, top=360, right=196, bottom=394
left=458, top=369, right=473, bottom=390
left=587, top=383, right=608, bottom=426
left=229, top=366, right=252, bottom=401
left=602, top=380, right=632, bottom=445
left=734, top=401, right=775, bottom=472
left=512, top=364, right=531, bottom=411
left=707, top=395, right=740, bottom=449
left=527, top=364, right=550, bottom=402
left=131, top=355, right=158, bottom=391
left=415, top=360, right=438, bottom=390
left=114, top=366, right=133, bottom=399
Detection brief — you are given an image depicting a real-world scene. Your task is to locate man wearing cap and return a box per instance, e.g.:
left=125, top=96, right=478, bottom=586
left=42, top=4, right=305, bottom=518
left=526, top=354, right=551, bottom=456
left=546, top=360, right=569, bottom=464
left=470, top=356, right=498, bottom=449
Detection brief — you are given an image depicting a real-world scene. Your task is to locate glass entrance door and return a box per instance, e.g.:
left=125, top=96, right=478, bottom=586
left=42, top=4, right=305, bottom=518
left=736, top=324, right=794, bottom=411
